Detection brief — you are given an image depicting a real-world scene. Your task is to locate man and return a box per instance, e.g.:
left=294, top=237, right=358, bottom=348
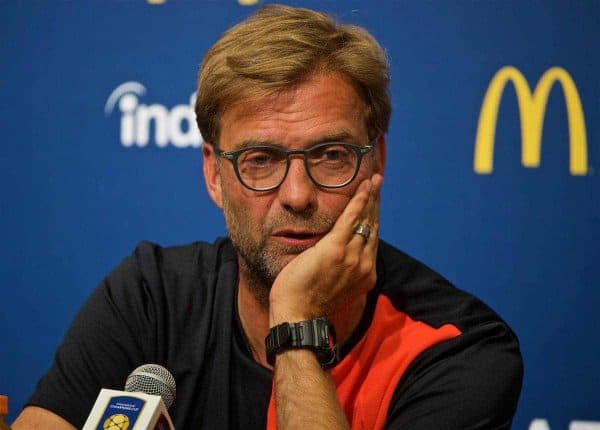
left=14, top=5, right=522, bottom=429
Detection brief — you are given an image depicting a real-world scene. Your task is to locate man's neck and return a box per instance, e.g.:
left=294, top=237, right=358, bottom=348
left=236, top=264, right=368, bottom=369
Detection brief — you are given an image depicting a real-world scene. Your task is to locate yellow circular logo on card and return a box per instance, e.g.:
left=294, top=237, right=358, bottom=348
left=103, top=414, right=130, bottom=430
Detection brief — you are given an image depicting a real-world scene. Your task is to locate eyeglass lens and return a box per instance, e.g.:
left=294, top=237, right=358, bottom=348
left=236, top=144, right=361, bottom=190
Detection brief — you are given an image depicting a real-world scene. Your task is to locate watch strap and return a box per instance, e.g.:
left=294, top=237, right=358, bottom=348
left=265, top=317, right=338, bottom=368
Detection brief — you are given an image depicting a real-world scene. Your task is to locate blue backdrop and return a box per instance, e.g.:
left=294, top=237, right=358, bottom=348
left=1, top=1, right=598, bottom=428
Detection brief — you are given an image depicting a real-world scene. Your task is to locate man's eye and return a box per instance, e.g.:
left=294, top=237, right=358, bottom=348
left=314, top=145, right=351, bottom=162
left=242, top=150, right=275, bottom=166
left=323, top=149, right=342, bottom=160
left=249, top=154, right=271, bottom=165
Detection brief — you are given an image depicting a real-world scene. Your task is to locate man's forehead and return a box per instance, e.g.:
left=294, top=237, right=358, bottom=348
left=218, top=72, right=368, bottom=146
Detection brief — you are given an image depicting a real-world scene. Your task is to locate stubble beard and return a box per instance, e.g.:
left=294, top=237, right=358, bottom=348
left=222, top=194, right=335, bottom=310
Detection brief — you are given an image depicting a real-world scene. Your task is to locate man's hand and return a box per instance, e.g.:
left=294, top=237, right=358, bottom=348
left=268, top=173, right=382, bottom=430
left=268, top=173, right=383, bottom=326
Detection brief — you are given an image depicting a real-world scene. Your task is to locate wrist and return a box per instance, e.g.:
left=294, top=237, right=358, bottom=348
left=265, top=317, right=339, bottom=369
left=268, top=297, right=315, bottom=327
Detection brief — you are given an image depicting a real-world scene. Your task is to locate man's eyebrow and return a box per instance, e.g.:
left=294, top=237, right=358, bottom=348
left=230, top=130, right=358, bottom=151
left=310, top=130, right=356, bottom=145
left=231, top=139, right=282, bottom=150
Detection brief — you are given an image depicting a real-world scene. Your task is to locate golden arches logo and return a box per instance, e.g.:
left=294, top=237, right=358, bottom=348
left=474, top=66, right=588, bottom=175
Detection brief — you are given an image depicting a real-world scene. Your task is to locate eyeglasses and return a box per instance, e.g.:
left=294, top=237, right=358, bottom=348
left=214, top=140, right=375, bottom=192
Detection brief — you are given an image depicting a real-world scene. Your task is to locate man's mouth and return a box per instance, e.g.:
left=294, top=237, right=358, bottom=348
left=271, top=229, right=326, bottom=247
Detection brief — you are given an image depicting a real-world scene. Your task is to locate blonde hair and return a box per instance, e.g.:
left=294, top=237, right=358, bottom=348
left=195, top=4, right=390, bottom=146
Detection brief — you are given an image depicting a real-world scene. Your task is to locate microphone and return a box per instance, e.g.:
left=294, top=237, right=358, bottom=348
left=82, top=364, right=176, bottom=430
left=125, top=364, right=176, bottom=409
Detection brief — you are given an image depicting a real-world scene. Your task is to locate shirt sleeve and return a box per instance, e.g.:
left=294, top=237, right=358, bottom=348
left=26, top=252, right=157, bottom=428
left=385, top=320, right=523, bottom=429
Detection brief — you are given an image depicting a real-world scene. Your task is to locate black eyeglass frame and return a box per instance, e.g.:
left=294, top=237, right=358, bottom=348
left=213, top=139, right=376, bottom=192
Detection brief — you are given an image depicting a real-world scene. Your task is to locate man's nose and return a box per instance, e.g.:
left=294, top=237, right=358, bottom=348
left=276, top=158, right=317, bottom=213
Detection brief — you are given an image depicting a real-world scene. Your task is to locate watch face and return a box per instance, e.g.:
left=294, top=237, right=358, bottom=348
left=326, top=325, right=336, bottom=350
left=316, top=344, right=339, bottom=368
left=317, top=319, right=338, bottom=368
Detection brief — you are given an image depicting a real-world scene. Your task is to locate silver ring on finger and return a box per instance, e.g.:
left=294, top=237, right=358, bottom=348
left=354, top=223, right=371, bottom=240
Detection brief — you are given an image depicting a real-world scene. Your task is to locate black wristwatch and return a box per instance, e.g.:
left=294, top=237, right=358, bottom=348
left=265, top=316, right=339, bottom=369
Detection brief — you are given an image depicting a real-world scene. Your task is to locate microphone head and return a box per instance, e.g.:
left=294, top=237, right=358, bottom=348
left=125, top=364, right=176, bottom=409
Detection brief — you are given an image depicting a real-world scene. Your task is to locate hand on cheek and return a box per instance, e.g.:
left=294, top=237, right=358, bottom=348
left=269, top=173, right=383, bottom=326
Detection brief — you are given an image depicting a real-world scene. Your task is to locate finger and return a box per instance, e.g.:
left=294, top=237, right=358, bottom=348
left=347, top=173, right=382, bottom=246
left=329, top=178, right=373, bottom=243
left=363, top=173, right=383, bottom=228
left=360, top=174, right=382, bottom=261
left=362, top=217, right=379, bottom=258
left=345, top=178, right=381, bottom=254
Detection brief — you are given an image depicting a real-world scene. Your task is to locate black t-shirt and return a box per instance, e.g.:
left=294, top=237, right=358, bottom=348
left=27, top=238, right=523, bottom=429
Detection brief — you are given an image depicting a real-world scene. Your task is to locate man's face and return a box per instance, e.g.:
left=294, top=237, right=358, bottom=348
left=204, top=72, right=385, bottom=294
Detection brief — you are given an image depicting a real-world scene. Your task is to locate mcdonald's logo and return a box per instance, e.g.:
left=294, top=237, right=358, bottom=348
left=474, top=66, right=588, bottom=175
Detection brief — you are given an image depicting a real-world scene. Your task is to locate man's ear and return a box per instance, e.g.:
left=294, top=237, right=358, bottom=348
left=202, top=143, right=223, bottom=209
left=374, top=134, right=387, bottom=175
